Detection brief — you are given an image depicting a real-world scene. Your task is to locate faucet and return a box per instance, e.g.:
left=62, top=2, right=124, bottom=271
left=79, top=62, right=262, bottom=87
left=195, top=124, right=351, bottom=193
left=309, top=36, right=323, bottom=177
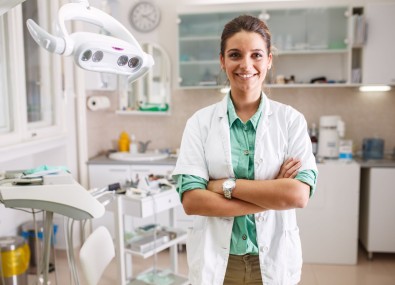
left=138, top=140, right=151, bottom=153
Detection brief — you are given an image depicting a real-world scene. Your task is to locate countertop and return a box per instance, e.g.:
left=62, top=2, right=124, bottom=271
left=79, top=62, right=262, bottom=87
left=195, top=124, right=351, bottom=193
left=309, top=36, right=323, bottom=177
left=87, top=154, right=395, bottom=168
left=355, top=158, right=395, bottom=168
left=87, top=154, right=177, bottom=166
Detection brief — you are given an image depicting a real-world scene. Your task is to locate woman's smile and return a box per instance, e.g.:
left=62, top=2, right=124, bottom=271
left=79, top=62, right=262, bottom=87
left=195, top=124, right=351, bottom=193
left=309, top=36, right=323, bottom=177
left=236, top=73, right=257, bottom=79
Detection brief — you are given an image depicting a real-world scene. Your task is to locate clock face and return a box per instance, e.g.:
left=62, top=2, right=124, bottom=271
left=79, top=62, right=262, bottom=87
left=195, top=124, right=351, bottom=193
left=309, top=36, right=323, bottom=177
left=129, top=1, right=161, bottom=33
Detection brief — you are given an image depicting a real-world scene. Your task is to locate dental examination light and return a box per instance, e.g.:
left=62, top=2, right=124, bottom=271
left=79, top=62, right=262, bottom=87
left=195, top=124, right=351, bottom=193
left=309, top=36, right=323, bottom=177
left=26, top=0, right=154, bottom=83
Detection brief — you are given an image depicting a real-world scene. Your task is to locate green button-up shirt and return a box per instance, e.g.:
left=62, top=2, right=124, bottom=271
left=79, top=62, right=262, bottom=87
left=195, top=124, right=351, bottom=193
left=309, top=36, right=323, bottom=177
left=175, top=94, right=318, bottom=255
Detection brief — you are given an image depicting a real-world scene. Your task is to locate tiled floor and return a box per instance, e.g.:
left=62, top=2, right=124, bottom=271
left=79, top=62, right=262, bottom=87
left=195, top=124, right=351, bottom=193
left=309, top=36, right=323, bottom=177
left=27, top=245, right=395, bottom=285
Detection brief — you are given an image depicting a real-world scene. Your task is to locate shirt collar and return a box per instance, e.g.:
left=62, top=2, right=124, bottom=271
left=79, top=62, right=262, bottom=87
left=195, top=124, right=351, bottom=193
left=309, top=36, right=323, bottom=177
left=227, top=92, right=264, bottom=130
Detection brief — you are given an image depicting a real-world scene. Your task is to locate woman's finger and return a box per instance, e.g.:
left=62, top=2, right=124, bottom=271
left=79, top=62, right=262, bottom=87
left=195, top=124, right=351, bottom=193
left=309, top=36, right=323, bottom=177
left=283, top=161, right=301, bottom=178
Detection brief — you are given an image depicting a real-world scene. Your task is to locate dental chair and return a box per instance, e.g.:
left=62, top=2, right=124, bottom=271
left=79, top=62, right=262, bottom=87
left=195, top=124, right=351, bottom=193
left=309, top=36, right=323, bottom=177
left=79, top=226, right=115, bottom=285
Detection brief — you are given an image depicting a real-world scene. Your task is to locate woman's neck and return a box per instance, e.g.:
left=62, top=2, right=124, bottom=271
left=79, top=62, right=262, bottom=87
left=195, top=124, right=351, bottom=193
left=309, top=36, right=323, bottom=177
left=230, top=90, right=261, bottom=122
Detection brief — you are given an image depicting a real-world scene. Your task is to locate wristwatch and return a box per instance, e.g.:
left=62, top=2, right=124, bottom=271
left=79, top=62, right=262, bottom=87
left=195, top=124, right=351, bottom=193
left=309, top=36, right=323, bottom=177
left=223, top=178, right=236, bottom=199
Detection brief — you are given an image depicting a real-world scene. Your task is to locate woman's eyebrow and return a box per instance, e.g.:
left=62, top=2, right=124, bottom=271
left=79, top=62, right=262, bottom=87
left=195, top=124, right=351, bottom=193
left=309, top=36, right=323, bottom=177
left=226, top=48, right=266, bottom=53
left=226, top=49, right=240, bottom=53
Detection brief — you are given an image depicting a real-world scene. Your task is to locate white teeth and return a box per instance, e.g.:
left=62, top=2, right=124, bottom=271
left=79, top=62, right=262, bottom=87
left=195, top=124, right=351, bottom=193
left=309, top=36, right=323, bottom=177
left=239, top=74, right=254, bottom=78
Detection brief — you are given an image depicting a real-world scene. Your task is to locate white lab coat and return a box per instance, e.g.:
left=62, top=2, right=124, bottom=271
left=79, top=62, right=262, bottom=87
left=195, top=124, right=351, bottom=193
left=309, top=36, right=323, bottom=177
left=173, top=93, right=317, bottom=285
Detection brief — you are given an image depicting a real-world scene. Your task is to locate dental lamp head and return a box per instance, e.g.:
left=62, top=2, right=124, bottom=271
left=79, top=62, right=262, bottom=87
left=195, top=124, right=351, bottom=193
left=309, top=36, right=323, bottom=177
left=26, top=0, right=154, bottom=83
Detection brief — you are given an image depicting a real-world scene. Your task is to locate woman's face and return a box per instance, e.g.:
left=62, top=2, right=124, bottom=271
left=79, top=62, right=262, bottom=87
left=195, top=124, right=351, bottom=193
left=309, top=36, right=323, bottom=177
left=220, top=31, right=272, bottom=96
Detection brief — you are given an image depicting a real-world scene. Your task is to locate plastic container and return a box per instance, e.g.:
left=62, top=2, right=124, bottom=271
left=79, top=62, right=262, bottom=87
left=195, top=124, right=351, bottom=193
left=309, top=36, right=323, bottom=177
left=362, top=138, right=384, bottom=160
left=0, top=236, right=30, bottom=285
left=129, top=134, right=138, bottom=154
left=118, top=132, right=130, bottom=152
left=20, top=221, right=58, bottom=274
left=338, top=139, right=353, bottom=161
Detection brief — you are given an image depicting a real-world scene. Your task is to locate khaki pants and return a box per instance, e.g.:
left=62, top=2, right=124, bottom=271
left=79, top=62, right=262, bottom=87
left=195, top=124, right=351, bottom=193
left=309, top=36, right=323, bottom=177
left=223, top=254, right=263, bottom=285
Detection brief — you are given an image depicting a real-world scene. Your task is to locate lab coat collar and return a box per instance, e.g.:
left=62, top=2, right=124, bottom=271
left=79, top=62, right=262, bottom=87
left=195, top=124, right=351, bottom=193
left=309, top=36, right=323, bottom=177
left=227, top=93, right=265, bottom=130
left=218, top=91, right=272, bottom=119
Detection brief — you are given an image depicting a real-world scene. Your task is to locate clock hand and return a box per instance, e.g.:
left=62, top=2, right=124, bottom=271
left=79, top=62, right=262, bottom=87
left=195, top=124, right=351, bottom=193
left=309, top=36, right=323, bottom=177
left=141, top=14, right=156, bottom=24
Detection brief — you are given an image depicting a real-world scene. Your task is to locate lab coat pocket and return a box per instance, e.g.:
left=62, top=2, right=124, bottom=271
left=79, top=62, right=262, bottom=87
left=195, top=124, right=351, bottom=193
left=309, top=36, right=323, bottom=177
left=285, top=227, right=303, bottom=280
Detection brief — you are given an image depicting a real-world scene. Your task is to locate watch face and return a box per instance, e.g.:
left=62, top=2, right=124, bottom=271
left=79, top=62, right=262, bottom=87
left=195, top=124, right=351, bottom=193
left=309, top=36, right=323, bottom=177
left=129, top=1, right=161, bottom=33
left=224, top=179, right=235, bottom=189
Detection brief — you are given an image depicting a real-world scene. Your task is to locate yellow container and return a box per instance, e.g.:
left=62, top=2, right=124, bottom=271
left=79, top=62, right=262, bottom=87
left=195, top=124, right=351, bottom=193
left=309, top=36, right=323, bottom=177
left=118, top=132, right=130, bottom=152
left=0, top=236, right=30, bottom=285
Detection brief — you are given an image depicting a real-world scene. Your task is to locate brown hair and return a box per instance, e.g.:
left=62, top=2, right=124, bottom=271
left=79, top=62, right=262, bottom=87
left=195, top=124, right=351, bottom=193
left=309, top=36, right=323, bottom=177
left=220, top=15, right=272, bottom=56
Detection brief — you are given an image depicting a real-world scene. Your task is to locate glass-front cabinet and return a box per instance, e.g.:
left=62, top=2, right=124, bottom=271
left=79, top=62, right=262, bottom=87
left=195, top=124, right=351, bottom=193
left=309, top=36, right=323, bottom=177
left=266, top=7, right=349, bottom=85
left=178, top=6, right=359, bottom=88
left=178, top=11, right=260, bottom=88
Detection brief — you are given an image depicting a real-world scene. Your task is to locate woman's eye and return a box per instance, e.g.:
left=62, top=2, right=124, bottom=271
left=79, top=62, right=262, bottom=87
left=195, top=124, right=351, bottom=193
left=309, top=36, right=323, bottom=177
left=253, top=53, right=263, bottom=59
left=228, top=53, right=240, bottom=58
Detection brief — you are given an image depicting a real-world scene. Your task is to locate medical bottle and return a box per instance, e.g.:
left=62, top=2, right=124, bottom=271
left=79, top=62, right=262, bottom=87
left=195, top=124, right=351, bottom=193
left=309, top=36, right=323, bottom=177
left=310, top=123, right=318, bottom=156
left=129, top=134, right=138, bottom=154
left=118, top=131, right=130, bottom=152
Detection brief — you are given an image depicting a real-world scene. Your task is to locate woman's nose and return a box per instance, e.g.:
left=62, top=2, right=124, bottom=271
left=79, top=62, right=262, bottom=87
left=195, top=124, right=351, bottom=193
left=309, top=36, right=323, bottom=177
left=239, top=57, right=252, bottom=69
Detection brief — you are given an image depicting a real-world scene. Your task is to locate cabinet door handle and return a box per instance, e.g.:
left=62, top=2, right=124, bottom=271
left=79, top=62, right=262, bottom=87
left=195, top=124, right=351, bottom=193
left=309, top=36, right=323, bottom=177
left=109, top=169, right=128, bottom=172
left=132, top=169, right=150, bottom=173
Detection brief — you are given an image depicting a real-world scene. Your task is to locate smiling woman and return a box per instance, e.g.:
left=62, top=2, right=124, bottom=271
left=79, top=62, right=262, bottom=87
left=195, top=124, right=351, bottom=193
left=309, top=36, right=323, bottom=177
left=173, top=14, right=318, bottom=285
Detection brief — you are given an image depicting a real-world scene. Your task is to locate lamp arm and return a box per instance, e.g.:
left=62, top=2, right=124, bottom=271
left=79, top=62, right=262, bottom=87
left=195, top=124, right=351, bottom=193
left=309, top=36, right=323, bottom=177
left=56, top=2, right=142, bottom=56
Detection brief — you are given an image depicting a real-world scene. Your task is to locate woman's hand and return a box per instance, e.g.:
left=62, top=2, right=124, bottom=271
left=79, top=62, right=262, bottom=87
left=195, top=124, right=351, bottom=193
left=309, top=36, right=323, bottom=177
left=276, top=158, right=301, bottom=179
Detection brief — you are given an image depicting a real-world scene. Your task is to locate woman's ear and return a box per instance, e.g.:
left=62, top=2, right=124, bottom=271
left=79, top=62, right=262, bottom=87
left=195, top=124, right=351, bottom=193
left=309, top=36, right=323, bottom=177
left=220, top=54, right=225, bottom=70
left=268, top=53, right=273, bottom=70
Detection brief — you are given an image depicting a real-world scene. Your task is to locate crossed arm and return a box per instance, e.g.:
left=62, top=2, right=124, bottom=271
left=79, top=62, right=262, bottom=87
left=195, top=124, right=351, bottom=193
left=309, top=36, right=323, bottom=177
left=182, top=158, right=310, bottom=217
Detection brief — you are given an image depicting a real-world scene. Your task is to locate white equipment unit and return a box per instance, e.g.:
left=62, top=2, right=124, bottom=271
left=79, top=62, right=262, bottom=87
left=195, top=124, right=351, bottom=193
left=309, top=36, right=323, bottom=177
left=0, top=181, right=105, bottom=220
left=0, top=171, right=106, bottom=285
left=317, top=115, right=345, bottom=159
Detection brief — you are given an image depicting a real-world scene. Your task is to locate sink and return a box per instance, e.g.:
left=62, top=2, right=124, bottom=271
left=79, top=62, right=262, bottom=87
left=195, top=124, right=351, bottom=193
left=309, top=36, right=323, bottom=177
left=108, top=151, right=168, bottom=162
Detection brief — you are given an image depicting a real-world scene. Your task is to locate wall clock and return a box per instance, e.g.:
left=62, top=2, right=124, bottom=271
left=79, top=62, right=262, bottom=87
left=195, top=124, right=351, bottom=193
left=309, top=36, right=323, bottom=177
left=129, top=1, right=161, bottom=33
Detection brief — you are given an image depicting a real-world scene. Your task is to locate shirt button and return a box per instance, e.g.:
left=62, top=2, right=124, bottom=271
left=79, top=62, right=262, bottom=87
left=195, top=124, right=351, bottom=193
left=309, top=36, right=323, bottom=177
left=260, top=245, right=269, bottom=252
left=243, top=150, right=249, bottom=155
left=256, top=216, right=263, bottom=222
left=242, top=234, right=247, bottom=240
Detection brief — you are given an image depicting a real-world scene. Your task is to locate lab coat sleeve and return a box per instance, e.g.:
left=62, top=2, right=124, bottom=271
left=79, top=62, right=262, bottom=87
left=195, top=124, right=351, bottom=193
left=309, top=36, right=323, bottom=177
left=172, top=114, right=209, bottom=181
left=286, top=107, right=318, bottom=172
